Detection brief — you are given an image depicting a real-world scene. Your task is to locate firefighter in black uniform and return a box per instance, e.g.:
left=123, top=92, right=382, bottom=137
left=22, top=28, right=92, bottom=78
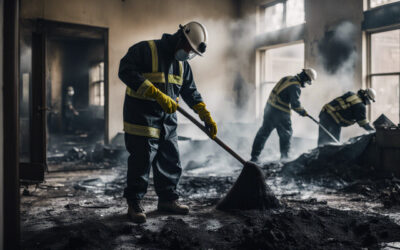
left=250, top=68, right=317, bottom=162
left=118, top=22, right=217, bottom=223
left=318, top=88, right=376, bottom=146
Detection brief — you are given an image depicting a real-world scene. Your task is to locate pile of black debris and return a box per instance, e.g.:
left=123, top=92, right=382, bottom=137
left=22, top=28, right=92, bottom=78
left=277, top=114, right=400, bottom=207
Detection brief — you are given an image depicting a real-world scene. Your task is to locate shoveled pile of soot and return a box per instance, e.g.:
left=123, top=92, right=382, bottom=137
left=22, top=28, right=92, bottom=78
left=138, top=208, right=400, bottom=250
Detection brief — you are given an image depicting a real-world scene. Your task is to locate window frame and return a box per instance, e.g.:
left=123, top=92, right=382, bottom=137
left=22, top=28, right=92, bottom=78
left=256, top=41, right=305, bottom=117
left=368, top=0, right=400, bottom=9
left=258, top=0, right=304, bottom=34
left=366, top=26, right=400, bottom=122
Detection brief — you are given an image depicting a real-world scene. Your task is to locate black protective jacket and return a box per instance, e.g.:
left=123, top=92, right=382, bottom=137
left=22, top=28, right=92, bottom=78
left=321, top=91, right=370, bottom=128
left=266, top=75, right=305, bottom=115
left=119, top=33, right=203, bottom=139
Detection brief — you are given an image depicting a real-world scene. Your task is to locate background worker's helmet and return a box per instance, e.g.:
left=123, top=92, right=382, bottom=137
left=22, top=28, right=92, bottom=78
left=358, top=88, right=376, bottom=104
left=67, top=86, right=75, bottom=96
left=179, top=21, right=208, bottom=56
left=365, top=88, right=376, bottom=102
left=303, top=68, right=317, bottom=82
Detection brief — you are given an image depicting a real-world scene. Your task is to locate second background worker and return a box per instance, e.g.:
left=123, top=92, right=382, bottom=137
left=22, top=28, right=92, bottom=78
left=250, top=68, right=317, bottom=162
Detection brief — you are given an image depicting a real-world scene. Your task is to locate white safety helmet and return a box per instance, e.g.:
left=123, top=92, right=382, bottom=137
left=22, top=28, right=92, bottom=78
left=366, top=88, right=376, bottom=102
left=67, top=86, right=75, bottom=96
left=303, top=68, right=317, bottom=82
left=180, top=21, right=208, bottom=56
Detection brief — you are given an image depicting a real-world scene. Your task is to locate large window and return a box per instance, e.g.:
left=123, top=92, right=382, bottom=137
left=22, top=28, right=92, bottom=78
left=259, top=42, right=304, bottom=110
left=369, top=29, right=400, bottom=124
left=258, top=0, right=305, bottom=33
left=89, top=62, right=105, bottom=106
left=369, top=0, right=400, bottom=8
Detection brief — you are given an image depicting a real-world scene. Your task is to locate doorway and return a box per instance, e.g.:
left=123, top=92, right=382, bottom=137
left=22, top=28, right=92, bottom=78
left=19, top=20, right=109, bottom=182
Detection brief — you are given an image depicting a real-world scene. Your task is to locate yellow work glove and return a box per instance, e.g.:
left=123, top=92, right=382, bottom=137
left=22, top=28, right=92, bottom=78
left=193, top=102, right=217, bottom=139
left=144, top=84, right=178, bottom=114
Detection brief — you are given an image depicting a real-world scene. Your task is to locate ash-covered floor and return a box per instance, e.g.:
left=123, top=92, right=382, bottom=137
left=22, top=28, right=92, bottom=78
left=21, top=134, right=400, bottom=250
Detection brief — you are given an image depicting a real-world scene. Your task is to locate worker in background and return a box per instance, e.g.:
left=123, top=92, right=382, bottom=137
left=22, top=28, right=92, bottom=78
left=250, top=69, right=317, bottom=162
left=318, top=88, right=376, bottom=146
left=118, top=22, right=217, bottom=224
left=64, top=86, right=79, bottom=133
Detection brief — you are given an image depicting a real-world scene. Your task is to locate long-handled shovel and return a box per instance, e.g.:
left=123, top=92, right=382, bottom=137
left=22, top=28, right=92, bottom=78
left=307, top=114, right=340, bottom=144
left=177, top=106, right=281, bottom=210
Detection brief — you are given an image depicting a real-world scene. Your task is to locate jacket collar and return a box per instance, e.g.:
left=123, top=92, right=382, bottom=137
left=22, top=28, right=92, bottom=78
left=161, top=33, right=180, bottom=59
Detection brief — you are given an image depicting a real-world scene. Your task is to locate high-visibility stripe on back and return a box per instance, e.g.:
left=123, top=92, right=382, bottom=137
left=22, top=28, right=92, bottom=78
left=322, top=93, right=363, bottom=125
left=148, top=40, right=158, bottom=72
left=267, top=76, right=300, bottom=114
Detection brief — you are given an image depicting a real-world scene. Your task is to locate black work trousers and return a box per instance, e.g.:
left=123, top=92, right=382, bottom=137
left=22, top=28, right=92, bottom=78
left=317, top=111, right=341, bottom=146
left=123, top=133, right=181, bottom=202
left=251, top=105, right=293, bottom=159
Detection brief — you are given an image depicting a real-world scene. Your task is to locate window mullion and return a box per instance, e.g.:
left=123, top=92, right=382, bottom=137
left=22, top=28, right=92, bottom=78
left=283, top=0, right=287, bottom=28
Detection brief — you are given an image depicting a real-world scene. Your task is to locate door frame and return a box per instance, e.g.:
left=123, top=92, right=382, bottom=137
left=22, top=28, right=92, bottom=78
left=3, top=0, right=20, bottom=248
left=38, top=19, right=110, bottom=144
left=19, top=19, right=110, bottom=182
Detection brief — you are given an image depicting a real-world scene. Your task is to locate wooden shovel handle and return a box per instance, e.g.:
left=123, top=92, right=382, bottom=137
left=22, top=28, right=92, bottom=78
left=177, top=106, right=246, bottom=165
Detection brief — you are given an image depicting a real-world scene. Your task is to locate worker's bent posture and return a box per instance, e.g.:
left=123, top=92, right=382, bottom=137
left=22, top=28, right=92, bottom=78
left=250, top=69, right=317, bottom=162
left=318, top=88, right=376, bottom=146
left=118, top=22, right=217, bottom=224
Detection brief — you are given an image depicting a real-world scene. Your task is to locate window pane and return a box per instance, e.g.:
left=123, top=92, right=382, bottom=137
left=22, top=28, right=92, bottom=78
left=265, top=43, right=304, bottom=82
left=263, top=3, right=284, bottom=32
left=370, top=0, right=400, bottom=8
left=371, top=75, right=399, bottom=124
left=286, top=0, right=305, bottom=27
left=260, top=43, right=304, bottom=108
left=371, top=29, right=400, bottom=74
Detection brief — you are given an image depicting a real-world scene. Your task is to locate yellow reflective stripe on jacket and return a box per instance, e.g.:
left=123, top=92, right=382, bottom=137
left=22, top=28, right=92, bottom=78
left=126, top=41, right=184, bottom=100
left=148, top=40, right=158, bottom=72
left=333, top=94, right=363, bottom=111
left=268, top=101, right=291, bottom=114
left=357, top=119, right=369, bottom=126
left=145, top=40, right=183, bottom=85
left=143, top=72, right=165, bottom=83
left=336, top=98, right=348, bottom=109
left=323, top=105, right=340, bottom=123
left=276, top=96, right=290, bottom=107
left=136, top=79, right=152, bottom=96
left=142, top=71, right=183, bottom=85
left=346, top=94, right=362, bottom=105
left=267, top=76, right=300, bottom=114
left=126, top=88, right=155, bottom=101
left=323, top=94, right=363, bottom=125
left=323, top=104, right=355, bottom=125
left=123, top=122, right=160, bottom=138
left=275, top=81, right=300, bottom=95
left=126, top=79, right=155, bottom=101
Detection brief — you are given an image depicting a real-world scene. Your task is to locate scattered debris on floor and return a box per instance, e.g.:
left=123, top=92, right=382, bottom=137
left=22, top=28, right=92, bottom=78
left=217, top=161, right=281, bottom=211
left=21, top=121, right=400, bottom=249
left=21, top=156, right=400, bottom=249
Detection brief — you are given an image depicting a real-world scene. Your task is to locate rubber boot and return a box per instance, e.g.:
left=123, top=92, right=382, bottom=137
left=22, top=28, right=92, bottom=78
left=158, top=200, right=189, bottom=215
left=127, top=201, right=146, bottom=224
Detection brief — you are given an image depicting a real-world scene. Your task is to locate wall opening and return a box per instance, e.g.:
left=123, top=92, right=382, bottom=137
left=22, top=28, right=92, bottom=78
left=258, top=42, right=305, bottom=114
left=368, top=28, right=400, bottom=124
